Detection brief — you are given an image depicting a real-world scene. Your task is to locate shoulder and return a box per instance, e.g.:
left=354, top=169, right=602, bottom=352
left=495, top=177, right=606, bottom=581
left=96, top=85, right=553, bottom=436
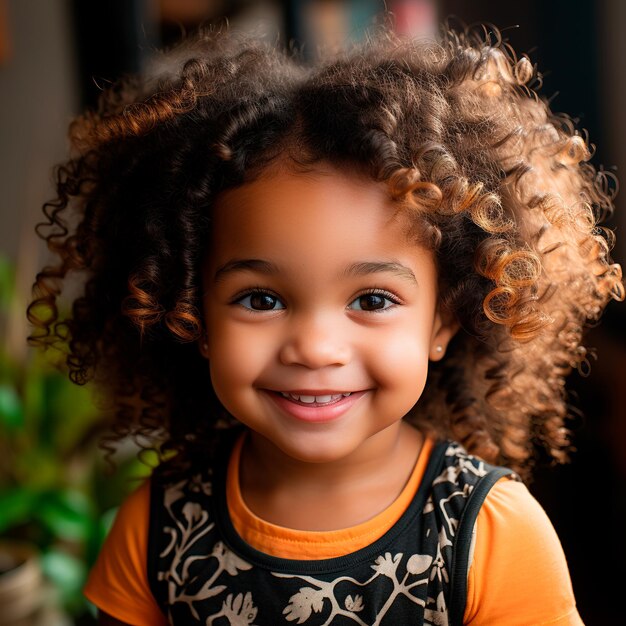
left=479, top=477, right=559, bottom=534
left=434, top=440, right=516, bottom=480
left=116, top=477, right=152, bottom=524
left=84, top=477, right=168, bottom=626
left=424, top=440, right=521, bottom=560
left=465, top=477, right=583, bottom=625
left=95, top=477, right=152, bottom=568
left=476, top=477, right=576, bottom=575
left=428, top=440, right=519, bottom=508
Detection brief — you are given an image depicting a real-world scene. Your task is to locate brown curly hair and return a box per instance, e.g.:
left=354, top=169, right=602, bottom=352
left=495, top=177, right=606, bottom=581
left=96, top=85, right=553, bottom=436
left=27, top=21, right=624, bottom=479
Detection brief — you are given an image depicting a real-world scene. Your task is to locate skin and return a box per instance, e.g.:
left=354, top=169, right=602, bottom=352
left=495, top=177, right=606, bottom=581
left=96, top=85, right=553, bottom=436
left=201, top=161, right=458, bottom=530
left=97, top=161, right=458, bottom=626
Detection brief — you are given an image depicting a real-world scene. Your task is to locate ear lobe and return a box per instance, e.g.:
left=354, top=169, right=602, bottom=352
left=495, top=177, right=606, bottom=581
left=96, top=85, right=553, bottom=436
left=429, top=306, right=460, bottom=361
left=198, top=335, right=210, bottom=359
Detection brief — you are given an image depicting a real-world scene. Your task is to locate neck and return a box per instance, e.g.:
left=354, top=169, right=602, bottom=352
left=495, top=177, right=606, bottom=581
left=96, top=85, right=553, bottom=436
left=237, top=421, right=424, bottom=530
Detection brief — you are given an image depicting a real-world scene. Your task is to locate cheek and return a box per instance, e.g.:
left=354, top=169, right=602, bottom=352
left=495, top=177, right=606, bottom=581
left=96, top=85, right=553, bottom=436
left=368, top=321, right=431, bottom=402
left=206, top=321, right=273, bottom=392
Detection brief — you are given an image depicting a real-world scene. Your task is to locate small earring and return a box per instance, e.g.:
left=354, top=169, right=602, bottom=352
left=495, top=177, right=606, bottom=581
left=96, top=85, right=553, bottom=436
left=202, top=342, right=209, bottom=351
left=435, top=345, right=443, bottom=353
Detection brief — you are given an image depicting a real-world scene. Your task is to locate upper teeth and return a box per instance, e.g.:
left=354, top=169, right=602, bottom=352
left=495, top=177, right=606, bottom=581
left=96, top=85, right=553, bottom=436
left=280, top=392, right=352, bottom=403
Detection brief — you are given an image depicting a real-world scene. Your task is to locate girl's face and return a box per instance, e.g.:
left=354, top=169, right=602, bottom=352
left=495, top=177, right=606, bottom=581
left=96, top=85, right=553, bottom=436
left=201, top=162, right=457, bottom=464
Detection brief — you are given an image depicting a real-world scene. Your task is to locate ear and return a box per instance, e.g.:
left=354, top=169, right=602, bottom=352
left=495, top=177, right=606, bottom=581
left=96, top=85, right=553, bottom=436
left=198, top=332, right=210, bottom=360
left=429, top=303, right=460, bottom=362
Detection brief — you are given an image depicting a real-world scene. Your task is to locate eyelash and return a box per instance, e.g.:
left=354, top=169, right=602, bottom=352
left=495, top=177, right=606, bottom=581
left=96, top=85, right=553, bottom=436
left=352, top=288, right=402, bottom=311
left=230, top=287, right=403, bottom=312
left=230, top=287, right=283, bottom=311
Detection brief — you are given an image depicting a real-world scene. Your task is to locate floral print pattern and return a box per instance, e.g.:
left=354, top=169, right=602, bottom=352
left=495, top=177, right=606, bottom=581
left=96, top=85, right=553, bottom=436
left=150, top=438, right=517, bottom=625
left=274, top=549, right=436, bottom=625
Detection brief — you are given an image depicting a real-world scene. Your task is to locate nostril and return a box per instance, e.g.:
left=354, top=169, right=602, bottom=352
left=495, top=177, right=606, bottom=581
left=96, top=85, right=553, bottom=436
left=278, top=335, right=351, bottom=369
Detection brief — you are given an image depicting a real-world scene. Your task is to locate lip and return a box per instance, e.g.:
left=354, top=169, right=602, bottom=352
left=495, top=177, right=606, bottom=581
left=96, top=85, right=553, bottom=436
left=263, top=390, right=368, bottom=423
left=277, top=389, right=353, bottom=396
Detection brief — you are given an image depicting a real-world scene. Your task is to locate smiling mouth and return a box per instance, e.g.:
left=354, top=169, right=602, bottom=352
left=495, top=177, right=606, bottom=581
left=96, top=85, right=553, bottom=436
left=278, top=392, right=352, bottom=405
left=266, top=390, right=366, bottom=422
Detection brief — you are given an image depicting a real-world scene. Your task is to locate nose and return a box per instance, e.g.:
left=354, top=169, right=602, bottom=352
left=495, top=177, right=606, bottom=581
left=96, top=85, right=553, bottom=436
left=278, top=312, right=351, bottom=369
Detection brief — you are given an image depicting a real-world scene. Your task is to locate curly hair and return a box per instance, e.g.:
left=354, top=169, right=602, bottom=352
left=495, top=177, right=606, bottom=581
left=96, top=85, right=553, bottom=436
left=27, top=21, right=624, bottom=479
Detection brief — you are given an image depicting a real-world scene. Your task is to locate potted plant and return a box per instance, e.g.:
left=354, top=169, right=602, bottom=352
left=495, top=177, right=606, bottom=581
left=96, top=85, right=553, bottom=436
left=0, top=255, right=150, bottom=624
left=0, top=538, right=46, bottom=625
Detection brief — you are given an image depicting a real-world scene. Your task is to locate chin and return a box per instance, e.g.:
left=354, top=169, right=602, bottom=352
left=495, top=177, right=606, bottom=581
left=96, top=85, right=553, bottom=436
left=276, top=436, right=357, bottom=465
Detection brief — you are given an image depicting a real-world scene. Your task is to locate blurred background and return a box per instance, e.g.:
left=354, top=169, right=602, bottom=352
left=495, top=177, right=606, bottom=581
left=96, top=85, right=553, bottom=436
left=0, top=1, right=624, bottom=624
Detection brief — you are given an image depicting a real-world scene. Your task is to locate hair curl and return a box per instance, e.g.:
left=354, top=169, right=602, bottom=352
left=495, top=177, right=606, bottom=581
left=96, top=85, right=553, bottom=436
left=27, top=21, right=624, bottom=479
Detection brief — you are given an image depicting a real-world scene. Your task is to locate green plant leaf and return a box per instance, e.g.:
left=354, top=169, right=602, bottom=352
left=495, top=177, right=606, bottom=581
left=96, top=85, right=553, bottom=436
left=85, top=505, right=118, bottom=569
left=0, top=487, right=39, bottom=533
left=21, top=370, right=44, bottom=431
left=41, top=547, right=87, bottom=613
left=13, top=448, right=60, bottom=489
left=45, top=374, right=102, bottom=453
left=99, top=506, right=118, bottom=538
left=0, top=383, right=23, bottom=429
left=36, top=490, right=93, bottom=543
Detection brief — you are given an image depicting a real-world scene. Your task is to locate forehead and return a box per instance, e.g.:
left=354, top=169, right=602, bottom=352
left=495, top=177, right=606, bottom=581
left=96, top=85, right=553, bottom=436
left=207, top=163, right=433, bottom=274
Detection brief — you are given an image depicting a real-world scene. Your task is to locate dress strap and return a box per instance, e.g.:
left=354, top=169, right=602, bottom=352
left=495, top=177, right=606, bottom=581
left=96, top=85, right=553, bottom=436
left=448, top=466, right=517, bottom=626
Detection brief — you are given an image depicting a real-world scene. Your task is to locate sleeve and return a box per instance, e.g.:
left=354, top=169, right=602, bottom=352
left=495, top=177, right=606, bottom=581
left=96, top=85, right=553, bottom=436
left=464, top=477, right=584, bottom=626
left=83, top=478, right=169, bottom=626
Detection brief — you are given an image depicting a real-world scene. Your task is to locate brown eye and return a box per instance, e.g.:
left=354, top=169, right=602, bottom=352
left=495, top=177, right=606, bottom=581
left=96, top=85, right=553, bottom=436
left=349, top=292, right=398, bottom=311
left=359, top=294, right=385, bottom=310
left=250, top=294, right=277, bottom=310
left=237, top=291, right=285, bottom=311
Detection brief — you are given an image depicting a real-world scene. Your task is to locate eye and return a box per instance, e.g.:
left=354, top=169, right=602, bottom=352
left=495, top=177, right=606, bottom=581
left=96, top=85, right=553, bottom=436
left=348, top=290, right=400, bottom=312
left=236, top=290, right=285, bottom=311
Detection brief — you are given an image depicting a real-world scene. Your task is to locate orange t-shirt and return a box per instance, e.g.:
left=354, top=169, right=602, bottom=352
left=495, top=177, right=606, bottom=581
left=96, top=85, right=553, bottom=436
left=84, top=434, right=583, bottom=625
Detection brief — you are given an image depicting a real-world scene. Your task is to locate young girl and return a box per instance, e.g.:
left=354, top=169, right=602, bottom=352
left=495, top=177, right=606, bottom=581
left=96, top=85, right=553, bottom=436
left=28, top=20, right=623, bottom=626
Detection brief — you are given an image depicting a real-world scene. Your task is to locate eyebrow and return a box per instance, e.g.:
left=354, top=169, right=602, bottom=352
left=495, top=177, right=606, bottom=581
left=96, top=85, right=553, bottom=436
left=343, top=261, right=418, bottom=285
left=213, top=258, right=418, bottom=285
left=214, top=259, right=278, bottom=282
